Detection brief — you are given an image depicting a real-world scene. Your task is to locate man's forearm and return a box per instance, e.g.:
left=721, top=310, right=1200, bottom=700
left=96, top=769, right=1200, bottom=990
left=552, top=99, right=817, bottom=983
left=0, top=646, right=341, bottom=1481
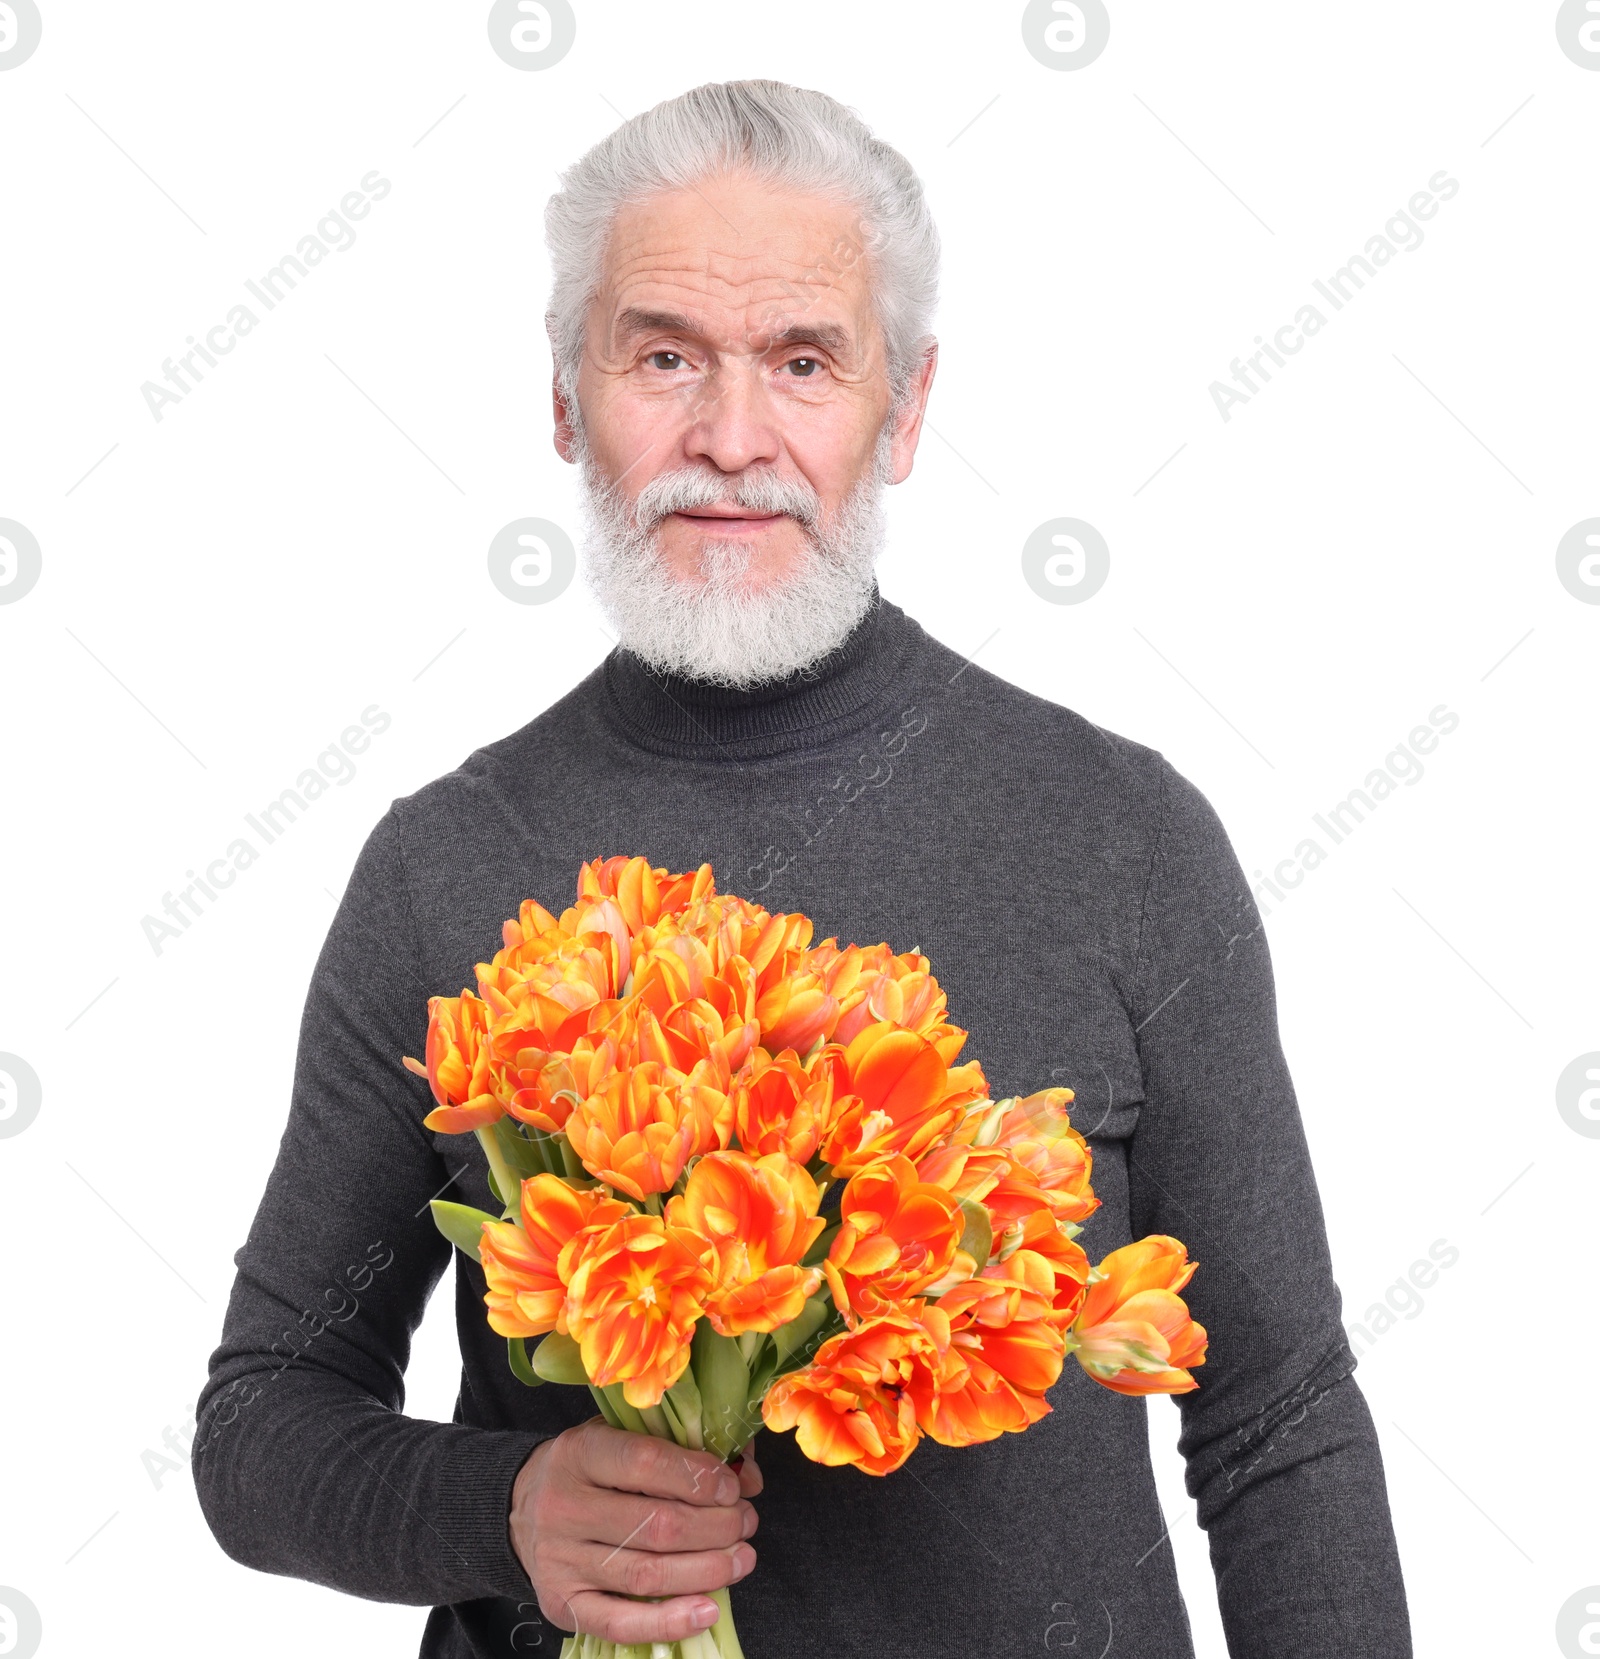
left=1187, top=1366, right=1411, bottom=1657
left=194, top=1359, right=544, bottom=1607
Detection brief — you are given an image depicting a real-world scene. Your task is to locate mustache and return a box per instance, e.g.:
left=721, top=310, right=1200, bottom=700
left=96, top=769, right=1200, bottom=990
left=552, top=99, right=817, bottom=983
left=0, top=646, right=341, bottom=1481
left=630, top=465, right=823, bottom=532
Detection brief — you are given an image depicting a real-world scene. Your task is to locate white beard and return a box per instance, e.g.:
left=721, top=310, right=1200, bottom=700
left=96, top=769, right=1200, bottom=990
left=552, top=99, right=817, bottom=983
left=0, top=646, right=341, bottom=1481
left=572, top=418, right=894, bottom=688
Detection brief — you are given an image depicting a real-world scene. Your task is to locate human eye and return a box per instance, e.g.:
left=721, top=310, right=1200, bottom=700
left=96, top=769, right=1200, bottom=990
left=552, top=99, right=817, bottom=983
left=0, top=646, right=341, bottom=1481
left=645, top=349, right=688, bottom=372
left=783, top=356, right=822, bottom=377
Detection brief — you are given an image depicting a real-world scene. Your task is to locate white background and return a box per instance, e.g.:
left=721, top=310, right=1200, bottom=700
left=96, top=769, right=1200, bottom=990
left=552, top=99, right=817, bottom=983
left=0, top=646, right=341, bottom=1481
left=1, top=3, right=1596, bottom=1655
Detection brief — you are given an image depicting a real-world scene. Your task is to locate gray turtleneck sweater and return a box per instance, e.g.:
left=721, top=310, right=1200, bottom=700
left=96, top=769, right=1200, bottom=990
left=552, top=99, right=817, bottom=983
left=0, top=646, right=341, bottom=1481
left=194, top=589, right=1411, bottom=1657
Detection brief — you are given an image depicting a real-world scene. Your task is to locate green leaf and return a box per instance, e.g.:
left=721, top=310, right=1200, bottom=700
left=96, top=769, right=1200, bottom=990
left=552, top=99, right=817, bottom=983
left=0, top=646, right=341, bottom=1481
left=666, top=1364, right=706, bottom=1451
left=430, top=1200, right=498, bottom=1263
left=958, top=1197, right=992, bottom=1267
left=692, top=1323, right=754, bottom=1460
left=745, top=1344, right=782, bottom=1404
left=771, top=1294, right=832, bottom=1370
left=507, top=1335, right=543, bottom=1387
left=492, top=1116, right=549, bottom=1178
left=531, top=1331, right=589, bottom=1386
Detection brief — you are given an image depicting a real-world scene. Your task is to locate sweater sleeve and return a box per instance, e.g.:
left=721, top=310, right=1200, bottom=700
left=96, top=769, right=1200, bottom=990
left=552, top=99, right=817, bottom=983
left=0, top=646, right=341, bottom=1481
left=1124, top=760, right=1412, bottom=1657
left=192, top=807, right=546, bottom=1606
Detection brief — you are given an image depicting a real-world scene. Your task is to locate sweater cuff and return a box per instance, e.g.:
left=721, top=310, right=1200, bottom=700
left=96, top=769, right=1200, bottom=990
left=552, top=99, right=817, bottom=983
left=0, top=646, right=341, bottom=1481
left=433, top=1427, right=550, bottom=1600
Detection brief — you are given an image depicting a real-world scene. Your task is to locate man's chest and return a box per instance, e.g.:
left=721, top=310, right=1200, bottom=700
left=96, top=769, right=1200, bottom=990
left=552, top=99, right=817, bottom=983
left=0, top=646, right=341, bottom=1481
left=417, top=737, right=1154, bottom=1198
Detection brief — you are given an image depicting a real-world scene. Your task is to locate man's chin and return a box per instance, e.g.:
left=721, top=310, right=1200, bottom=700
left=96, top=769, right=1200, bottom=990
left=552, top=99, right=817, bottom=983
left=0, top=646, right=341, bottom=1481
left=655, top=523, right=807, bottom=595
left=583, top=540, right=877, bottom=686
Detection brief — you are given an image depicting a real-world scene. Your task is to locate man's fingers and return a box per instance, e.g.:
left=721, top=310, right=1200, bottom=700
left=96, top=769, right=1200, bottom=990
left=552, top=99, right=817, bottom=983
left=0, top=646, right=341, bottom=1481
left=560, top=1589, right=721, bottom=1648
left=555, top=1485, right=754, bottom=1552
left=575, top=1420, right=741, bottom=1506
left=733, top=1441, right=763, bottom=1497
left=582, top=1539, right=756, bottom=1602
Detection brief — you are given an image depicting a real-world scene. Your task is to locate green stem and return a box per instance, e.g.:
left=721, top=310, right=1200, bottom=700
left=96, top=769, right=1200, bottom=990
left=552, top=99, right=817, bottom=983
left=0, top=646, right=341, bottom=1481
left=526, top=1125, right=556, bottom=1176
left=557, top=1586, right=743, bottom=1658
left=474, top=1124, right=522, bottom=1215
left=636, top=1402, right=674, bottom=1441
left=600, top=1383, right=649, bottom=1435
left=706, top=1588, right=745, bottom=1659
left=557, top=1132, right=588, bottom=1183
left=666, top=1367, right=705, bottom=1451
left=692, top=1325, right=753, bottom=1461
left=588, top=1383, right=625, bottom=1431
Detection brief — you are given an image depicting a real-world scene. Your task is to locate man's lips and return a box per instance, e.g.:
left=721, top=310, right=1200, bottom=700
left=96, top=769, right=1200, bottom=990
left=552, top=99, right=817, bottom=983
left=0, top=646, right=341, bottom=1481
left=669, top=509, right=786, bottom=531
left=672, top=508, right=784, bottom=520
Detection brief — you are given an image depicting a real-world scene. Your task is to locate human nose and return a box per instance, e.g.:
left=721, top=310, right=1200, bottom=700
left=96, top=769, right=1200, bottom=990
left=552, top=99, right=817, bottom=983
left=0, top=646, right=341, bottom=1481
left=682, top=361, right=781, bottom=475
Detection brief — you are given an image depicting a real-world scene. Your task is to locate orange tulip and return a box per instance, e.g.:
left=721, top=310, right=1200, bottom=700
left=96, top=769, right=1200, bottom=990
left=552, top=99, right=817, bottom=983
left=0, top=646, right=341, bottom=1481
left=628, top=931, right=712, bottom=1013
left=898, top=1250, right=1073, bottom=1446
left=494, top=897, right=567, bottom=971
left=587, top=1000, right=677, bottom=1072
left=761, top=1307, right=947, bottom=1475
left=928, top=1115, right=1096, bottom=1240
left=404, top=991, right=502, bottom=1133
left=658, top=998, right=760, bottom=1078
left=576, top=854, right=658, bottom=933
left=1001, top=1209, right=1091, bottom=1325
left=673, top=896, right=807, bottom=990
left=571, top=855, right=715, bottom=933
left=808, top=941, right=951, bottom=1046
left=824, top=1154, right=966, bottom=1322
left=489, top=1031, right=619, bottom=1135
left=915, top=1142, right=1009, bottom=1208
left=567, top=895, right=634, bottom=996
left=821, top=1022, right=983, bottom=1176
left=938, top=1246, right=1060, bottom=1330
left=564, top=1213, right=715, bottom=1407
left=1069, top=1236, right=1207, bottom=1396
left=668, top=1151, right=825, bottom=1335
left=699, top=952, right=762, bottom=1034
left=972, top=1091, right=1098, bottom=1225
left=733, top=1049, right=838, bottom=1163
left=912, top=1312, right=1063, bottom=1447
left=755, top=970, right=839, bottom=1055
left=476, top=945, right=612, bottom=1051
left=564, top=1061, right=730, bottom=1201
left=479, top=1174, right=629, bottom=1338
left=654, top=861, right=718, bottom=918
left=741, top=909, right=815, bottom=991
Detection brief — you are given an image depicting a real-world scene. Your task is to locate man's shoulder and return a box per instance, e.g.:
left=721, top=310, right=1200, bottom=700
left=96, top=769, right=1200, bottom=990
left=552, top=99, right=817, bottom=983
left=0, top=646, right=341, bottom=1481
left=907, top=617, right=1172, bottom=810
left=386, top=663, right=609, bottom=835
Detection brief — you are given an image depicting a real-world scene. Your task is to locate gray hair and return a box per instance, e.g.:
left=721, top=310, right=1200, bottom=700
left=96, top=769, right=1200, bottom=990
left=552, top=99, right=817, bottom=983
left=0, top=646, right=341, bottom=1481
left=544, top=79, right=939, bottom=416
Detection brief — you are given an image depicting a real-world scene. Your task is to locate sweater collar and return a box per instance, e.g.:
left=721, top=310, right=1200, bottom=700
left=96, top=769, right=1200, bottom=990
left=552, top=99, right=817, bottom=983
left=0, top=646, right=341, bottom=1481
left=598, top=583, right=920, bottom=761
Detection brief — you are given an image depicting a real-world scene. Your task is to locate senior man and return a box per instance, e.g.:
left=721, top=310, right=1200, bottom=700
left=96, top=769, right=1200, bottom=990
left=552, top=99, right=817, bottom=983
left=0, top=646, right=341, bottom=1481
left=196, top=80, right=1411, bottom=1657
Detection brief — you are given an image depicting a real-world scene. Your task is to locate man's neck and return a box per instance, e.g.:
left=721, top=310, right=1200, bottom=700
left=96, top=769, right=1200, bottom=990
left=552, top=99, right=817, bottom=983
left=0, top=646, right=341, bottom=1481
left=599, top=582, right=919, bottom=759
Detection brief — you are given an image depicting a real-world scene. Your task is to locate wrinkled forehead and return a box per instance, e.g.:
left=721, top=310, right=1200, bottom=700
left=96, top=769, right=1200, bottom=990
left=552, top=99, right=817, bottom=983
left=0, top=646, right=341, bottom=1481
left=591, top=174, right=882, bottom=358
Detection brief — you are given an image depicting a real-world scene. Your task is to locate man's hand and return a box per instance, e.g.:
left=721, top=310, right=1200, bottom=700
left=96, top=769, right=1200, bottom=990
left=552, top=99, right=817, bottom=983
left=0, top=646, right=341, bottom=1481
left=510, top=1419, right=762, bottom=1646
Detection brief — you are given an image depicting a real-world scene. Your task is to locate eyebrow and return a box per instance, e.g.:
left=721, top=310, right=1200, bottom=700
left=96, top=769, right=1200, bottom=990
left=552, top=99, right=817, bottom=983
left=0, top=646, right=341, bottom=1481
left=612, top=306, right=856, bottom=359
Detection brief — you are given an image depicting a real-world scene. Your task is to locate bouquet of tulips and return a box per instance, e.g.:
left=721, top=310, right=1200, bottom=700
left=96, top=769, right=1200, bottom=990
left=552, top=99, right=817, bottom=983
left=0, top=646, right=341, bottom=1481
left=405, top=856, right=1206, bottom=1659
